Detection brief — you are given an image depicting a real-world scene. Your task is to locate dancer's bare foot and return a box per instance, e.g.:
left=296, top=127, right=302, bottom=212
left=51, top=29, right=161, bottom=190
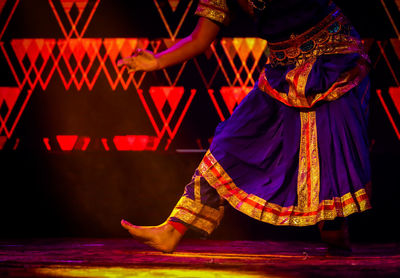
left=121, top=219, right=183, bottom=253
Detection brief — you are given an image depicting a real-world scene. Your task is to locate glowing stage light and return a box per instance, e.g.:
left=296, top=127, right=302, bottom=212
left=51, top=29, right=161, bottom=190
left=34, top=266, right=271, bottom=278
left=377, top=87, right=400, bottom=140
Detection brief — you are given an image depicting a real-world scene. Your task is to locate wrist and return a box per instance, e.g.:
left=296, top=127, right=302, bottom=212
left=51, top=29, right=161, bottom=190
left=154, top=53, right=164, bottom=70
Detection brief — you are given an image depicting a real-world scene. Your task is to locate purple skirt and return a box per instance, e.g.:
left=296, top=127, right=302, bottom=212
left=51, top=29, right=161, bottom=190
left=201, top=60, right=371, bottom=226
left=170, top=9, right=372, bottom=230
left=197, top=56, right=371, bottom=226
left=196, top=11, right=372, bottom=226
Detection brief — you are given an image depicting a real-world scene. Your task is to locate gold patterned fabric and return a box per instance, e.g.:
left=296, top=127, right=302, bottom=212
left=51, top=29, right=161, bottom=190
left=168, top=171, right=225, bottom=235
left=258, top=57, right=369, bottom=108
left=196, top=151, right=371, bottom=227
left=195, top=0, right=229, bottom=25
left=169, top=195, right=225, bottom=235
left=258, top=8, right=370, bottom=108
left=267, top=7, right=369, bottom=67
left=297, top=111, right=320, bottom=213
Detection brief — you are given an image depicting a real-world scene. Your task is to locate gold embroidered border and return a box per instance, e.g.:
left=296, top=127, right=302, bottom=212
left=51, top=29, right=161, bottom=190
left=169, top=195, right=224, bottom=235
left=195, top=0, right=229, bottom=25
left=297, top=111, right=320, bottom=212
left=194, top=176, right=201, bottom=202
left=258, top=57, right=370, bottom=108
left=198, top=150, right=371, bottom=226
left=267, top=7, right=370, bottom=67
left=286, top=57, right=317, bottom=107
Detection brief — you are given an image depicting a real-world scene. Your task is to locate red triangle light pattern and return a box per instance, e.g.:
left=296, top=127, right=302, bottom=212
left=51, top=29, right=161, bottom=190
left=208, top=87, right=252, bottom=121
left=168, top=0, right=181, bottom=12
left=0, top=86, right=20, bottom=137
left=56, top=38, right=102, bottom=90
left=0, top=135, right=6, bottom=149
left=0, top=0, right=7, bottom=13
left=373, top=38, right=400, bottom=140
left=0, top=87, right=32, bottom=139
left=219, top=38, right=268, bottom=87
left=113, top=135, right=160, bottom=151
left=389, top=87, right=400, bottom=114
left=1, top=1, right=400, bottom=150
left=10, top=39, right=57, bottom=90
left=0, top=0, right=19, bottom=40
left=4, top=37, right=267, bottom=91
left=153, top=0, right=194, bottom=40
left=0, top=86, right=19, bottom=111
left=49, top=0, right=99, bottom=39
left=0, top=0, right=34, bottom=143
left=391, top=38, right=400, bottom=62
left=377, top=87, right=400, bottom=140
left=56, top=135, right=78, bottom=151
left=43, top=135, right=160, bottom=151
left=140, top=87, right=196, bottom=149
left=220, top=86, right=252, bottom=114
left=40, top=86, right=197, bottom=152
left=6, top=38, right=154, bottom=91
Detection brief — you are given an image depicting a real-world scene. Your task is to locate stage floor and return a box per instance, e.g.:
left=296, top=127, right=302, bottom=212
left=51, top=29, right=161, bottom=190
left=0, top=238, right=399, bottom=277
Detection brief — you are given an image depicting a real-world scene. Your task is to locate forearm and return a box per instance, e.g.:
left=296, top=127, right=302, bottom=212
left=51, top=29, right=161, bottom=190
left=117, top=18, right=220, bottom=72
left=155, top=17, right=220, bottom=70
left=155, top=36, right=208, bottom=69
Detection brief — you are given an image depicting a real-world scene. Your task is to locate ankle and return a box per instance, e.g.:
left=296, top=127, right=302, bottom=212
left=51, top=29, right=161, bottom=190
left=167, top=220, right=188, bottom=235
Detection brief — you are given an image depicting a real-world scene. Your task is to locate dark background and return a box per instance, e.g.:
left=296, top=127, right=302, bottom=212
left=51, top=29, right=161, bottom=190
left=0, top=0, right=400, bottom=243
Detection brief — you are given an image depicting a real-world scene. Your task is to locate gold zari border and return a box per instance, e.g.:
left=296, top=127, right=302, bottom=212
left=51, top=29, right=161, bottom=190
left=297, top=111, right=320, bottom=212
left=198, top=150, right=371, bottom=227
left=194, top=176, right=201, bottom=202
left=258, top=57, right=369, bottom=108
left=169, top=195, right=224, bottom=235
left=259, top=6, right=370, bottom=108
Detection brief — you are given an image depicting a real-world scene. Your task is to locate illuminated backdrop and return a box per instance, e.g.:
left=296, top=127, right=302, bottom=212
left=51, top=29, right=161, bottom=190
left=1, top=0, right=398, bottom=152
left=0, top=0, right=268, bottom=152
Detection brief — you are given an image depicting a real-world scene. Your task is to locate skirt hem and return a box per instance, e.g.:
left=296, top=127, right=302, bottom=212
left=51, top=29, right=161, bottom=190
left=199, top=150, right=371, bottom=227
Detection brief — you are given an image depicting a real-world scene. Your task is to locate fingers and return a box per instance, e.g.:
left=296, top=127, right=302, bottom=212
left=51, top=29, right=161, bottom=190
left=116, top=58, right=125, bottom=67
left=117, top=57, right=131, bottom=68
left=117, top=56, right=138, bottom=73
left=134, top=48, right=144, bottom=56
left=116, top=48, right=143, bottom=69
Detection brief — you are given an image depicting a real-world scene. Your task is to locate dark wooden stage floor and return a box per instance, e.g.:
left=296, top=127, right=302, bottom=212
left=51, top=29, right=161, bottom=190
left=1, top=238, right=399, bottom=277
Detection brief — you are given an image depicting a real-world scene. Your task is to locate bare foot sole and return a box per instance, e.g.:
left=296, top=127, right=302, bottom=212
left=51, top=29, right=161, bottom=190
left=121, top=219, right=183, bottom=253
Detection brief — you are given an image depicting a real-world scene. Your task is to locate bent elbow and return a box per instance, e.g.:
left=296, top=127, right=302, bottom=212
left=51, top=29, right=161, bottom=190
left=189, top=17, right=220, bottom=56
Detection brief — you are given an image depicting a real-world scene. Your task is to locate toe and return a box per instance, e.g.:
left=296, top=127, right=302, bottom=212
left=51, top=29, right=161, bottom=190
left=121, top=219, right=134, bottom=229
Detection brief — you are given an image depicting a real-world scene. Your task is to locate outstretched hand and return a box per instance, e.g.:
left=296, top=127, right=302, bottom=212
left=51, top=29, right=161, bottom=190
left=117, top=49, right=160, bottom=73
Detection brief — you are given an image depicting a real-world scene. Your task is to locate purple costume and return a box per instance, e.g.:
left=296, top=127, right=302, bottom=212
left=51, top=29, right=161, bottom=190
left=169, top=0, right=371, bottom=235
